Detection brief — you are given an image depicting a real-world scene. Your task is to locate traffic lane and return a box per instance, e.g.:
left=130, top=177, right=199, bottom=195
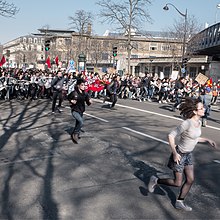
left=105, top=98, right=220, bottom=129
left=89, top=99, right=220, bottom=168
left=0, top=99, right=219, bottom=219
left=86, top=103, right=220, bottom=170
left=88, top=100, right=220, bottom=147
left=85, top=102, right=220, bottom=217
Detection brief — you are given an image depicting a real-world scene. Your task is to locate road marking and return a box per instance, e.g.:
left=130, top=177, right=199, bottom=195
left=213, top=160, right=220, bottom=164
left=122, top=127, right=169, bottom=145
left=93, top=99, right=220, bottom=131
left=84, top=113, right=109, bottom=123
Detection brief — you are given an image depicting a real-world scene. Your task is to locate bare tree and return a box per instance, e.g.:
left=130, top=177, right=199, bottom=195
left=69, top=10, right=93, bottom=35
left=167, top=15, right=203, bottom=52
left=68, top=10, right=93, bottom=55
left=0, top=0, right=19, bottom=17
left=96, top=0, right=152, bottom=75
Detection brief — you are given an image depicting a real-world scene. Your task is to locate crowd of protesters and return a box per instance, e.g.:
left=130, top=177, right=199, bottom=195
left=0, top=67, right=219, bottom=125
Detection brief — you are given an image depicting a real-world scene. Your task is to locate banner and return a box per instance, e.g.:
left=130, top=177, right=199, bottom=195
left=195, top=73, right=208, bottom=85
left=170, top=71, right=179, bottom=80
left=85, top=78, right=106, bottom=92
left=46, top=56, right=51, bottom=68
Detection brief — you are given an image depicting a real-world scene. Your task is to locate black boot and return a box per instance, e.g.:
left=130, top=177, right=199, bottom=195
left=71, top=133, right=79, bottom=144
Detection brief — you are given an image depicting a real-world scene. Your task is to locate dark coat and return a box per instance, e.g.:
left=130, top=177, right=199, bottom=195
left=68, top=86, right=91, bottom=114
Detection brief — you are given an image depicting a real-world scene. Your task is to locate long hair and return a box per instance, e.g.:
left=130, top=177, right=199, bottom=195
left=179, top=97, right=201, bottom=119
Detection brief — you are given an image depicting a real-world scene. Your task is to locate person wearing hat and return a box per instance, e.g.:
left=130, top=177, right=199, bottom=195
left=68, top=78, right=92, bottom=144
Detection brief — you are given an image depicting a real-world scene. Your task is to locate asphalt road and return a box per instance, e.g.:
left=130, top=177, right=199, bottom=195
left=0, top=97, right=219, bottom=220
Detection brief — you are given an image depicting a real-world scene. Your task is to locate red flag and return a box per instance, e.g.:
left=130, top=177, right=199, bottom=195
left=0, top=55, right=6, bottom=66
left=207, top=78, right=213, bottom=87
left=46, top=56, right=51, bottom=68
left=55, top=56, right=59, bottom=66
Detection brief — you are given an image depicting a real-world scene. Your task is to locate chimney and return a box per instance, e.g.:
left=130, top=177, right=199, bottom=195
left=87, top=23, right=92, bottom=35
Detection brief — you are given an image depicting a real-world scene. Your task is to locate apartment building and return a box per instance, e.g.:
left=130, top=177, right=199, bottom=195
left=2, top=28, right=208, bottom=77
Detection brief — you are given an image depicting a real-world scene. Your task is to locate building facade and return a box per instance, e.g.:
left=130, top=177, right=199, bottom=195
left=2, top=29, right=209, bottom=77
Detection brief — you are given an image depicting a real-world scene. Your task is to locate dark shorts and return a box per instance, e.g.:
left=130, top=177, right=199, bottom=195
left=167, top=146, right=193, bottom=173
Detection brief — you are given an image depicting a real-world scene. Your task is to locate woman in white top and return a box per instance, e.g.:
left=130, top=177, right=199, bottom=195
left=148, top=97, right=217, bottom=211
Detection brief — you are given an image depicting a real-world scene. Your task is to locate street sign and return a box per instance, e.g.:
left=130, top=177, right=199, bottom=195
left=69, top=60, right=74, bottom=66
left=181, top=68, right=186, bottom=74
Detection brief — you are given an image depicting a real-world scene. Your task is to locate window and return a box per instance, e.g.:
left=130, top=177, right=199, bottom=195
left=132, top=42, right=138, bottom=50
left=131, top=54, right=138, bottom=58
left=103, top=41, right=109, bottom=48
left=161, top=44, right=171, bottom=51
left=29, top=38, right=32, bottom=43
left=150, top=43, right=158, bottom=51
left=23, top=37, right=27, bottom=43
left=34, top=38, right=37, bottom=44
left=102, top=53, right=108, bottom=60
left=65, top=39, right=71, bottom=46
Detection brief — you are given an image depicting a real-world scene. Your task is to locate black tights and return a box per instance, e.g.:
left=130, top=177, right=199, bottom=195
left=157, top=165, right=194, bottom=200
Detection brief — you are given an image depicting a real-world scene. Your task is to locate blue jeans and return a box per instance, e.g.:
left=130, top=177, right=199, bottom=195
left=71, top=111, right=83, bottom=134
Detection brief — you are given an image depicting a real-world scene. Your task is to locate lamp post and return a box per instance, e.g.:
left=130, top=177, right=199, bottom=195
left=163, top=3, right=187, bottom=72
left=78, top=53, right=86, bottom=73
left=215, top=4, right=220, bottom=23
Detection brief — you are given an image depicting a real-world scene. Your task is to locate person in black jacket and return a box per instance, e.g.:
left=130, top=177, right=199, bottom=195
left=107, top=75, right=120, bottom=109
left=172, top=77, right=185, bottom=112
left=68, top=78, right=92, bottom=144
left=51, top=71, right=65, bottom=113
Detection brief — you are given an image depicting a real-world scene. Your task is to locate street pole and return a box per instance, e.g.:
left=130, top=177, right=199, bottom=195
left=163, top=3, right=187, bottom=72
left=182, top=8, right=187, bottom=68
left=215, top=4, right=220, bottom=23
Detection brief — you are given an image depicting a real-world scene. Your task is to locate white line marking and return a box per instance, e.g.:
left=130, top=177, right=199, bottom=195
left=122, top=127, right=169, bottom=145
left=117, top=104, right=183, bottom=121
left=84, top=113, right=109, bottom=123
left=93, top=99, right=220, bottom=131
left=213, top=160, right=220, bottom=164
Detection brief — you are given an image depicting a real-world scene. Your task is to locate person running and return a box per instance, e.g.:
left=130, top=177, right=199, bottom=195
left=148, top=97, right=217, bottom=211
left=67, top=78, right=92, bottom=144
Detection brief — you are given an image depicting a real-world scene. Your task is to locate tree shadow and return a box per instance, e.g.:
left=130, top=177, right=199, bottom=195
left=0, top=99, right=60, bottom=220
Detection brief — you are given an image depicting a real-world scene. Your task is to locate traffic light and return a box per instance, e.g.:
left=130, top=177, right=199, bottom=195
left=113, top=46, right=117, bottom=57
left=45, top=39, right=51, bottom=51
left=182, top=57, right=189, bottom=68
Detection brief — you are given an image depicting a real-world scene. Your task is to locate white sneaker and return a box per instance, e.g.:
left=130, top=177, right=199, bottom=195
left=148, top=175, right=158, bottom=193
left=175, top=200, right=192, bottom=211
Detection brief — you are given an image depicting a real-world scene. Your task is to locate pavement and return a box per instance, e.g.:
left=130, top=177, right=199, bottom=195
left=0, top=98, right=219, bottom=220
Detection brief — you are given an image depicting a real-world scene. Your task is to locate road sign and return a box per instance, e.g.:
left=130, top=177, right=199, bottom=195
left=69, top=60, right=74, bottom=66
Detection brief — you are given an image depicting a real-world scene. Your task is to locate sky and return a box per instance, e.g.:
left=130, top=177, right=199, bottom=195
left=1, top=0, right=220, bottom=44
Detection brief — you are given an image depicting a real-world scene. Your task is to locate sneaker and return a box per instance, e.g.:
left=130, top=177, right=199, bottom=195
left=148, top=175, right=158, bottom=193
left=202, top=119, right=207, bottom=127
left=175, top=200, right=192, bottom=211
left=57, top=108, right=63, bottom=113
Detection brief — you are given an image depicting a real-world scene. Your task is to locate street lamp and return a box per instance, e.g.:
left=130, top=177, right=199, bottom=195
left=215, top=4, right=220, bottom=23
left=163, top=3, right=187, bottom=72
